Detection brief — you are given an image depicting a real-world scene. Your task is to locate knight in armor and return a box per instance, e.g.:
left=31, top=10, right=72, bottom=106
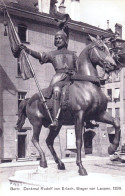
left=20, top=26, right=77, bottom=129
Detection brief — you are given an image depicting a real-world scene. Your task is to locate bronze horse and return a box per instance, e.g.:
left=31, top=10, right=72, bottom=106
left=17, top=35, right=120, bottom=176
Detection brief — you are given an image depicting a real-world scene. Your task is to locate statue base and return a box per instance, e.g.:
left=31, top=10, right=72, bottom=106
left=9, top=166, right=80, bottom=187
left=9, top=164, right=125, bottom=188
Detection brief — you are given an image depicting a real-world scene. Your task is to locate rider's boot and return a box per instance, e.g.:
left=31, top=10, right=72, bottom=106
left=50, top=87, right=61, bottom=129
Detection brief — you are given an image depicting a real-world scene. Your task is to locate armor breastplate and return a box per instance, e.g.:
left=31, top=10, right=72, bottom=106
left=51, top=50, right=76, bottom=71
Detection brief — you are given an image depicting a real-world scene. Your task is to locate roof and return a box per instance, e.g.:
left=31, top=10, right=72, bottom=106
left=0, top=0, right=37, bottom=11
left=0, top=0, right=114, bottom=38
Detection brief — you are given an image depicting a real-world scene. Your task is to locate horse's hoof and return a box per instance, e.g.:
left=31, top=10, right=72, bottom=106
left=78, top=168, right=88, bottom=176
left=108, top=145, right=117, bottom=155
left=58, top=162, right=65, bottom=170
left=40, top=160, right=48, bottom=168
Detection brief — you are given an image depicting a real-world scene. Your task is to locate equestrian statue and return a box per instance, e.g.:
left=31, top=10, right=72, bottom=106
left=17, top=18, right=121, bottom=176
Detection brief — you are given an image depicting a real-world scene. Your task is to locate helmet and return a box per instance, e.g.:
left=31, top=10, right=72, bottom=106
left=54, top=29, right=69, bottom=47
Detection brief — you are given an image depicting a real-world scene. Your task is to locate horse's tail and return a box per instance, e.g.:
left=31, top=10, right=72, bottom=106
left=16, top=98, right=29, bottom=131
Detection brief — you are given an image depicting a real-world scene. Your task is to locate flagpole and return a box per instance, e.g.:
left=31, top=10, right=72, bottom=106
left=24, top=51, right=54, bottom=123
left=2, top=0, right=53, bottom=123
left=2, top=0, right=20, bottom=44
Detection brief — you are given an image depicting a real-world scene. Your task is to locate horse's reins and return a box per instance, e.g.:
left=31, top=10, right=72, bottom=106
left=71, top=74, right=101, bottom=86
left=71, top=44, right=113, bottom=86
left=90, top=45, right=108, bottom=65
left=71, top=45, right=101, bottom=86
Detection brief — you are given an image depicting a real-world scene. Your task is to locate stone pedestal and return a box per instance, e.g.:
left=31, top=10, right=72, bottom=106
left=9, top=166, right=78, bottom=187
left=9, top=165, right=125, bottom=189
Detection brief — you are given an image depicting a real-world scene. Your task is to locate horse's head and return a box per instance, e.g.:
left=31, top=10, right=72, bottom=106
left=88, top=35, right=117, bottom=73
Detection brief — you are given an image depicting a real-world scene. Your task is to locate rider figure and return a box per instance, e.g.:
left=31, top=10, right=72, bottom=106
left=20, top=28, right=77, bottom=128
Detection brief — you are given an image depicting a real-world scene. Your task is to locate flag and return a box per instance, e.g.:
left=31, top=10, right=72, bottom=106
left=18, top=50, right=34, bottom=80
left=7, top=16, right=34, bottom=79
left=7, top=19, right=20, bottom=58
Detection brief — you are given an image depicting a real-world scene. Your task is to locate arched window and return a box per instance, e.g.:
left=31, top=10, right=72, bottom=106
left=18, top=24, right=27, bottom=42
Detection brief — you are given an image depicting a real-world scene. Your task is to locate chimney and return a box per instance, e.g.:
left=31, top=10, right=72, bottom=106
left=71, top=0, right=80, bottom=21
left=107, top=20, right=109, bottom=29
left=38, top=0, right=51, bottom=13
left=59, top=2, right=66, bottom=14
left=10, top=0, right=18, bottom=3
left=38, top=0, right=42, bottom=12
left=115, top=23, right=122, bottom=39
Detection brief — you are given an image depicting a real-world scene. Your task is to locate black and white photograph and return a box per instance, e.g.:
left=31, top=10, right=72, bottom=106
left=0, top=0, right=125, bottom=195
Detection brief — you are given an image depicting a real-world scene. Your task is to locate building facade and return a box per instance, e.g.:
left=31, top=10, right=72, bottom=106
left=0, top=0, right=124, bottom=163
left=105, top=63, right=125, bottom=148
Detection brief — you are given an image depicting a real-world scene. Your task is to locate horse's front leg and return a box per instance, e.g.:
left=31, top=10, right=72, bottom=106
left=46, top=125, right=65, bottom=170
left=75, top=111, right=87, bottom=176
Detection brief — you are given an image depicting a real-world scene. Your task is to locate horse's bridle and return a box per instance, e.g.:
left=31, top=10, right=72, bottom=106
left=89, top=44, right=114, bottom=73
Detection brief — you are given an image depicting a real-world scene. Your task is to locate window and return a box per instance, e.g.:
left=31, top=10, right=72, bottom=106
left=18, top=24, right=27, bottom=42
left=114, top=88, right=120, bottom=102
left=115, top=108, right=120, bottom=120
left=107, top=75, right=112, bottom=83
left=108, top=134, right=115, bottom=144
left=18, top=134, right=27, bottom=158
left=84, top=131, right=93, bottom=154
left=17, top=58, right=21, bottom=76
left=18, top=92, right=27, bottom=108
left=107, top=89, right=112, bottom=101
left=107, top=108, right=112, bottom=116
left=107, top=72, right=112, bottom=83
left=66, top=129, right=76, bottom=149
left=114, top=70, right=120, bottom=82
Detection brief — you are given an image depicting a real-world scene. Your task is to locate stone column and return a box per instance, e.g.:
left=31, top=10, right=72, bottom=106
left=115, top=23, right=122, bottom=39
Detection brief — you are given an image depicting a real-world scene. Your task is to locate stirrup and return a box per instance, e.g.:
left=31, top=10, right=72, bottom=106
left=49, top=119, right=58, bottom=129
